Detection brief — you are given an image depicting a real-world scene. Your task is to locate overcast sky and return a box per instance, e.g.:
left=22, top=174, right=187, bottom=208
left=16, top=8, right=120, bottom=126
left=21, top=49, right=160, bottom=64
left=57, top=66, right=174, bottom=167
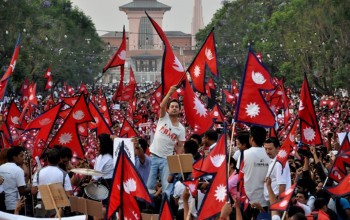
left=70, top=0, right=223, bottom=35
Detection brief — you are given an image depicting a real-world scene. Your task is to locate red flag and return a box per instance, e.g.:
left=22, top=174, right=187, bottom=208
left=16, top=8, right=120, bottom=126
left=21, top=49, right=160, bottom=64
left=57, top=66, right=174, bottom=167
left=44, top=95, right=55, bottom=111
left=210, top=104, right=226, bottom=124
left=188, top=29, right=218, bottom=93
left=44, top=67, right=51, bottom=78
left=192, top=135, right=227, bottom=178
left=183, top=79, right=212, bottom=135
left=49, top=94, right=93, bottom=158
left=119, top=84, right=136, bottom=101
left=328, top=151, right=350, bottom=182
left=28, top=83, right=38, bottom=106
left=1, top=33, right=21, bottom=81
left=129, top=67, right=136, bottom=85
left=231, top=80, right=239, bottom=99
left=205, top=78, right=216, bottom=98
left=24, top=103, right=61, bottom=158
left=6, top=101, right=27, bottom=129
left=103, top=26, right=126, bottom=73
left=106, top=142, right=152, bottom=219
left=276, top=119, right=298, bottom=171
left=78, top=82, right=88, bottom=95
left=234, top=50, right=275, bottom=127
left=159, top=194, right=174, bottom=220
left=62, top=96, right=79, bottom=107
left=112, top=66, right=125, bottom=102
left=270, top=184, right=296, bottom=211
left=298, top=73, right=322, bottom=145
left=88, top=100, right=113, bottom=136
left=223, top=89, right=235, bottom=104
left=99, top=93, right=113, bottom=127
left=182, top=179, right=199, bottom=197
left=146, top=12, right=185, bottom=96
left=45, top=75, right=53, bottom=90
left=119, top=118, right=138, bottom=138
left=0, top=121, right=12, bottom=145
left=194, top=135, right=227, bottom=219
left=77, top=123, right=88, bottom=137
left=0, top=80, right=9, bottom=101
left=326, top=173, right=350, bottom=197
left=20, top=78, right=29, bottom=106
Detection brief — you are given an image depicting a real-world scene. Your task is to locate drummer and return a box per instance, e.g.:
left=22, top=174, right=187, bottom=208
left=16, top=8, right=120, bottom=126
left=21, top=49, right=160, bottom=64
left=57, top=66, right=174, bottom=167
left=92, top=133, right=114, bottom=191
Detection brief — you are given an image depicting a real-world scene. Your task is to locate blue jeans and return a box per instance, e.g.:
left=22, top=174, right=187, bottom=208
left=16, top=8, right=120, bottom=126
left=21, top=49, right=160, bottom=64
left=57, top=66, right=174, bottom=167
left=146, top=155, right=173, bottom=198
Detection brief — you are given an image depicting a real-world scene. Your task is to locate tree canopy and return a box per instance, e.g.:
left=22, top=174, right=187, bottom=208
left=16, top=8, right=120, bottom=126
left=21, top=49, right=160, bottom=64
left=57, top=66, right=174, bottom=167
left=197, top=0, right=350, bottom=93
left=0, top=0, right=107, bottom=94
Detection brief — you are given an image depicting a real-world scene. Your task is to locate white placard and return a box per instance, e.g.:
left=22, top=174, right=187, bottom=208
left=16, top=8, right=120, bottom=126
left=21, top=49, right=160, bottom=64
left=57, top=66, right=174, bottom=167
left=337, top=132, right=350, bottom=146
left=113, top=138, right=135, bottom=165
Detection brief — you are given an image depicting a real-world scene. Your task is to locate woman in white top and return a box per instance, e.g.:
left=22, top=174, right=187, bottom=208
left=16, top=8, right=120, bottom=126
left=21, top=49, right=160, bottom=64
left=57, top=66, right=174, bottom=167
left=93, top=133, right=114, bottom=189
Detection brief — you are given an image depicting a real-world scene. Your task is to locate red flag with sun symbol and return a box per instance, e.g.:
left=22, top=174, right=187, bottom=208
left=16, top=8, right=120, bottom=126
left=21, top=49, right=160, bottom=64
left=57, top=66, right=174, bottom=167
left=88, top=100, right=113, bottom=136
left=24, top=103, right=62, bottom=158
left=182, top=179, right=199, bottom=197
left=106, top=141, right=152, bottom=219
left=6, top=101, right=27, bottom=129
left=234, top=50, right=275, bottom=127
left=1, top=33, right=21, bottom=81
left=297, top=73, right=322, bottom=145
left=276, top=118, right=298, bottom=172
left=183, top=79, right=212, bottom=135
left=270, top=184, right=296, bottom=211
left=99, top=93, right=113, bottom=127
left=188, top=28, right=218, bottom=94
left=48, top=94, right=93, bottom=158
left=146, top=12, right=186, bottom=96
left=326, top=173, right=350, bottom=197
left=194, top=135, right=228, bottom=219
left=209, top=104, right=226, bottom=124
left=119, top=118, right=138, bottom=138
left=103, top=26, right=126, bottom=73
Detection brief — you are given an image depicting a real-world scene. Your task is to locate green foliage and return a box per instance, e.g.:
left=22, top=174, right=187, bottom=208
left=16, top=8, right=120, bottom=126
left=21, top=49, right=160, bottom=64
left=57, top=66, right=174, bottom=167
left=197, top=0, right=350, bottom=93
left=0, top=0, right=107, bottom=94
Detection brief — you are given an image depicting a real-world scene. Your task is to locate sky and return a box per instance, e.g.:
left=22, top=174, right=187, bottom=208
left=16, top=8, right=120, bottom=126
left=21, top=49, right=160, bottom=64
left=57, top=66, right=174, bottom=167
left=70, top=0, right=223, bottom=35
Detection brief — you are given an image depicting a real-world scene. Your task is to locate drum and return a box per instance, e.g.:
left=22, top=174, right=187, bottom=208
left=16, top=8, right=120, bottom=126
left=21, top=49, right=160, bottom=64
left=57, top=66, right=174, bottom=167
left=84, top=183, right=109, bottom=200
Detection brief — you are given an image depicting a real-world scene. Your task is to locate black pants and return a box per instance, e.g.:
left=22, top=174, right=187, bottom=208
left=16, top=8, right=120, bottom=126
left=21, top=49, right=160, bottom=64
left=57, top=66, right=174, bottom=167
left=0, top=192, right=5, bottom=212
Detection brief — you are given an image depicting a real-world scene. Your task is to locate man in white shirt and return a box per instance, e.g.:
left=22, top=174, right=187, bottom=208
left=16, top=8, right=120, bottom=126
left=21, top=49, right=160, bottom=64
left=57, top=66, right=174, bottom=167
left=147, top=86, right=186, bottom=197
left=0, top=146, right=27, bottom=214
left=32, top=148, right=72, bottom=217
left=237, top=126, right=270, bottom=219
left=263, top=137, right=291, bottom=203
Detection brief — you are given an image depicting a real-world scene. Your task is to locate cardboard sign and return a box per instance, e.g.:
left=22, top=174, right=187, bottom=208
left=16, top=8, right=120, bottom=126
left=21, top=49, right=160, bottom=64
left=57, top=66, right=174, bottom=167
left=167, top=154, right=194, bottom=174
left=38, top=183, right=70, bottom=218
left=70, top=197, right=104, bottom=218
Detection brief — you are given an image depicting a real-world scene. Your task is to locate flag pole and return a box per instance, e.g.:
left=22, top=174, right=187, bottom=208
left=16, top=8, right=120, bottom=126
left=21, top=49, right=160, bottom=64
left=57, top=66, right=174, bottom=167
left=228, top=122, right=235, bottom=181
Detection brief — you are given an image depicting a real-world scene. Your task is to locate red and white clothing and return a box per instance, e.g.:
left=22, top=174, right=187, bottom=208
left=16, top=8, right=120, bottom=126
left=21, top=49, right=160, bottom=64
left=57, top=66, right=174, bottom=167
left=149, top=113, right=186, bottom=157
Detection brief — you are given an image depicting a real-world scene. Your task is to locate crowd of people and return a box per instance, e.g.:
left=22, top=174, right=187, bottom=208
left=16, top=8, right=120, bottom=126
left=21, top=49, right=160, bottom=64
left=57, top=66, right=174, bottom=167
left=0, top=82, right=349, bottom=220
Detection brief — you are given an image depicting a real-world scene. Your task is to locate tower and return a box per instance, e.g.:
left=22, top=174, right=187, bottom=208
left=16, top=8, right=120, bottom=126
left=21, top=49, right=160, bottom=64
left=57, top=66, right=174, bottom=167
left=191, top=0, right=204, bottom=48
left=120, top=0, right=171, bottom=51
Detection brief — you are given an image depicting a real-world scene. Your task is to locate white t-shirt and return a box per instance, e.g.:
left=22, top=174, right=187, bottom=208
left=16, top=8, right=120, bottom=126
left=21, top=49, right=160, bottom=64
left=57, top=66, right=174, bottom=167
left=264, top=157, right=291, bottom=201
left=240, top=147, right=270, bottom=207
left=93, top=154, right=114, bottom=180
left=0, top=162, right=26, bottom=210
left=32, top=165, right=72, bottom=199
left=150, top=113, right=186, bottom=158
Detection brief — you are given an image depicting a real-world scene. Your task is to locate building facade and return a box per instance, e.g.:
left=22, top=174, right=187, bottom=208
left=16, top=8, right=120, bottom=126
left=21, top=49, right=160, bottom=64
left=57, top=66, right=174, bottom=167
left=100, top=0, right=204, bottom=84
